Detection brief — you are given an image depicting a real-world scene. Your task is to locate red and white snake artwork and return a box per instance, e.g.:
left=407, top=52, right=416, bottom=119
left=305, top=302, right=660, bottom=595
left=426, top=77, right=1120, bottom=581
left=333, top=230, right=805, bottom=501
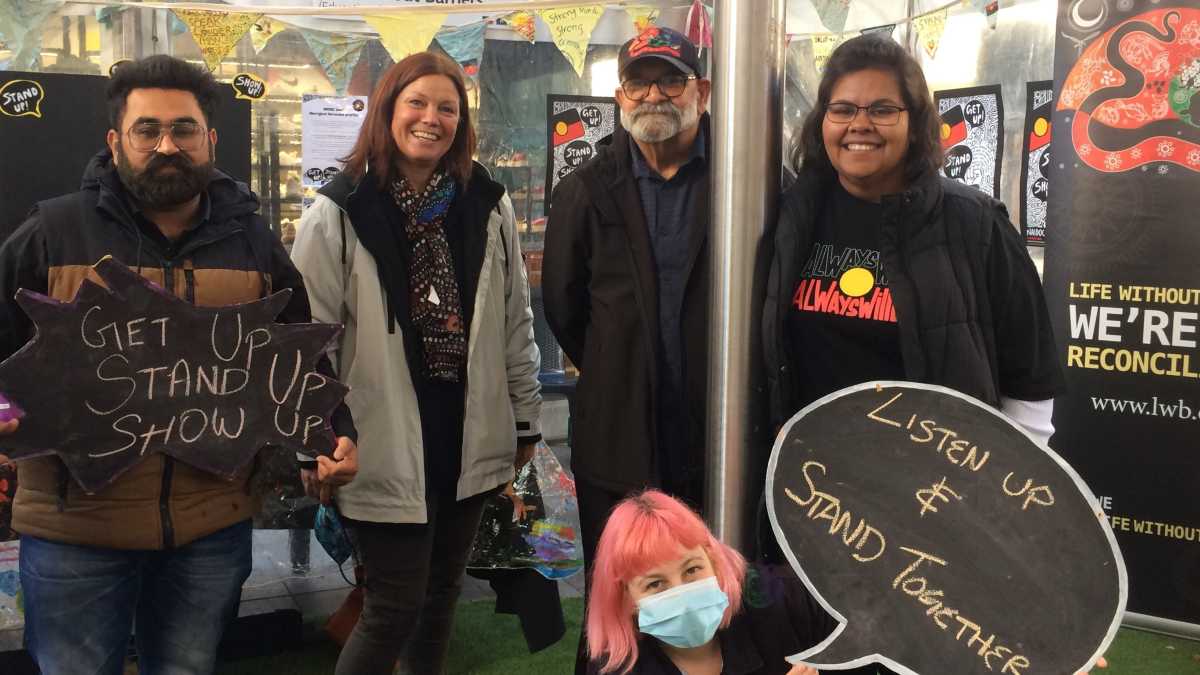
left=1058, top=8, right=1200, bottom=173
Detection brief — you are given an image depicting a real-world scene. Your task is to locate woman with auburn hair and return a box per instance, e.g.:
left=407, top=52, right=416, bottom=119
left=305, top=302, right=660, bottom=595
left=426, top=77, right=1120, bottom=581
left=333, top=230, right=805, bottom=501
left=586, top=490, right=829, bottom=675
left=291, top=50, right=542, bottom=674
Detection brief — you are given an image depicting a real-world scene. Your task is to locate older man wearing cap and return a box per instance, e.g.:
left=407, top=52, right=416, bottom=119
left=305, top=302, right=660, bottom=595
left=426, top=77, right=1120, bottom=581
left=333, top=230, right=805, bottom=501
left=543, top=21, right=712, bottom=620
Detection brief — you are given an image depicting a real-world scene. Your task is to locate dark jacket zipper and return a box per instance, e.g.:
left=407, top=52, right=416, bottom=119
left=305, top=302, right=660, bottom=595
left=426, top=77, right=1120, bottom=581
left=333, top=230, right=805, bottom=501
left=159, top=259, right=177, bottom=549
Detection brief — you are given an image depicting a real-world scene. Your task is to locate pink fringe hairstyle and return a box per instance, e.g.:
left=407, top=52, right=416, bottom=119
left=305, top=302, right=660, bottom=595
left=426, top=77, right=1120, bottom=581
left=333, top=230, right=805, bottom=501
left=585, top=490, right=748, bottom=674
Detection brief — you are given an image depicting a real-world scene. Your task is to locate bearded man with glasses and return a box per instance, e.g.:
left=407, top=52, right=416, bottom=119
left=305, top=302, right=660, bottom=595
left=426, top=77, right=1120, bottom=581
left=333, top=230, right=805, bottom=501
left=0, top=55, right=357, bottom=675
left=543, top=26, right=715, bottom=674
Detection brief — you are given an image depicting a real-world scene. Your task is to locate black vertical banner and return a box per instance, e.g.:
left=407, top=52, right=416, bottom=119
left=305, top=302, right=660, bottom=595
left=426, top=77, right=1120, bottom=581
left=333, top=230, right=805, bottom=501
left=934, top=85, right=1004, bottom=198
left=1045, top=2, right=1200, bottom=625
left=1020, top=81, right=1053, bottom=246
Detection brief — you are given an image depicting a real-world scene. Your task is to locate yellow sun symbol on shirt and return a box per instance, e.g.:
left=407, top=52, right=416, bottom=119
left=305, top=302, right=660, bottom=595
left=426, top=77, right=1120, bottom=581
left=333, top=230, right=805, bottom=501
left=839, top=267, right=875, bottom=298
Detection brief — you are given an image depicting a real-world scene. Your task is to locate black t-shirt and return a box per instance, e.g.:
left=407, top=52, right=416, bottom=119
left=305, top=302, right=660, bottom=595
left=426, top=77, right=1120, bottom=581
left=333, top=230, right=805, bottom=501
left=787, top=183, right=904, bottom=409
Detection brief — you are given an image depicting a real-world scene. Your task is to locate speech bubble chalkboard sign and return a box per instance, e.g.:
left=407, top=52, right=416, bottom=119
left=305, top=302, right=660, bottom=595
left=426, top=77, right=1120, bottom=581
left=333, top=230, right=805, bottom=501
left=232, top=72, right=267, bottom=101
left=0, top=258, right=348, bottom=494
left=0, top=79, right=44, bottom=118
left=767, top=382, right=1125, bottom=675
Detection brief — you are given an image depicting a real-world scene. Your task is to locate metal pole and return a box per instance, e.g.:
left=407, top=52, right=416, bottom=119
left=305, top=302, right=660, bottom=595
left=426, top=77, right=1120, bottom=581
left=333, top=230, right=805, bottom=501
left=707, top=0, right=786, bottom=548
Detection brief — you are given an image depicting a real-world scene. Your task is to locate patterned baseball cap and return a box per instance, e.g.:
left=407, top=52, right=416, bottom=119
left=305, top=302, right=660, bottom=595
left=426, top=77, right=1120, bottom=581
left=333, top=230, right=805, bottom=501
left=618, top=26, right=702, bottom=78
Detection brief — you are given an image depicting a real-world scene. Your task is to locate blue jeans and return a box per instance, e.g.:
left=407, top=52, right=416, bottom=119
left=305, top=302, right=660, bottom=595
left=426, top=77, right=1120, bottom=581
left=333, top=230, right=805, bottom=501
left=20, top=519, right=252, bottom=675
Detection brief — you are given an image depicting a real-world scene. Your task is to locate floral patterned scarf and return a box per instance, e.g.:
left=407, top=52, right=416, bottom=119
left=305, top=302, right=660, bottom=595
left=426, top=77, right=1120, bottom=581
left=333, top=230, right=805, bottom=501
left=390, top=171, right=467, bottom=382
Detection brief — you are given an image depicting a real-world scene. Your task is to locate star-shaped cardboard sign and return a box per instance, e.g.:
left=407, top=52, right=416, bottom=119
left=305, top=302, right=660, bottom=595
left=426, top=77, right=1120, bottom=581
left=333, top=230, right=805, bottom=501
left=0, top=257, right=348, bottom=494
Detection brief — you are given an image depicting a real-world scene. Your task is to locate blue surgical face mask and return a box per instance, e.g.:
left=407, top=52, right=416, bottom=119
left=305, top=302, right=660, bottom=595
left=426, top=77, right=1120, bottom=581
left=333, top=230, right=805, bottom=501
left=636, top=576, right=730, bottom=649
left=314, top=503, right=353, bottom=566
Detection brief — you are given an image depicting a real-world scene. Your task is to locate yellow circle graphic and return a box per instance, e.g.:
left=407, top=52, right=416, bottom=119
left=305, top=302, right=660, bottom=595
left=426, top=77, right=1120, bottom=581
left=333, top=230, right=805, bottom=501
left=940, top=123, right=951, bottom=140
left=839, top=267, right=875, bottom=298
left=1033, top=117, right=1049, bottom=137
left=555, top=121, right=568, bottom=136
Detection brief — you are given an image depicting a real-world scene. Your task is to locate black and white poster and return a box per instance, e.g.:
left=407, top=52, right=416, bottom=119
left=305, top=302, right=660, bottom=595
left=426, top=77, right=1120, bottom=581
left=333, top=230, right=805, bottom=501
left=1020, top=81, right=1054, bottom=246
left=545, top=95, right=618, bottom=199
left=935, top=85, right=1004, bottom=198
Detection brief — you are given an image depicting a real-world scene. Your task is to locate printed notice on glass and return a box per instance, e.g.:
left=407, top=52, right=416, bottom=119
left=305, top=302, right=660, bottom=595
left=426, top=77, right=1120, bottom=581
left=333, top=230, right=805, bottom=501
left=301, top=94, right=367, bottom=189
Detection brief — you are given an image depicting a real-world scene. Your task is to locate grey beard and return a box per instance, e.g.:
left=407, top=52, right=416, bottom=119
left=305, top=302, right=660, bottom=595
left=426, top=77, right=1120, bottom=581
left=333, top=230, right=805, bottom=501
left=116, top=144, right=215, bottom=210
left=622, top=100, right=699, bottom=143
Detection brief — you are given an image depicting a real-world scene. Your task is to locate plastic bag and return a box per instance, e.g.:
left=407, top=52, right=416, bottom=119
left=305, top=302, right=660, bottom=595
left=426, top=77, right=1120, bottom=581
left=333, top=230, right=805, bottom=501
left=468, top=441, right=582, bottom=580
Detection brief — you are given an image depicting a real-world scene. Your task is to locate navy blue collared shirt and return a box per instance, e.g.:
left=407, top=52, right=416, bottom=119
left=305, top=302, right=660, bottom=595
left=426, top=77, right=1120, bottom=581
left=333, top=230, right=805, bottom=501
left=630, top=125, right=707, bottom=485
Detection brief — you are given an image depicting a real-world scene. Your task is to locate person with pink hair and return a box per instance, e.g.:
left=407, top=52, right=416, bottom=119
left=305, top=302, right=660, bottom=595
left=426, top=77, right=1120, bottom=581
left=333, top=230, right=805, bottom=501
left=585, top=489, right=830, bottom=675
left=585, top=490, right=1112, bottom=675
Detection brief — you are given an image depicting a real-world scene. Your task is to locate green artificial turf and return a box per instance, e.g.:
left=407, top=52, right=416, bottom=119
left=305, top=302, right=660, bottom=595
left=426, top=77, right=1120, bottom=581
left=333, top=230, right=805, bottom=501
left=215, top=599, right=1200, bottom=675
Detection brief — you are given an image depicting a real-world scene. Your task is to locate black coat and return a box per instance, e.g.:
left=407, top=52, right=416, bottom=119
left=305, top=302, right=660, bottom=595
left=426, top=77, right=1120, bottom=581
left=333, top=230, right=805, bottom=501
left=763, top=168, right=1065, bottom=429
left=543, top=117, right=711, bottom=493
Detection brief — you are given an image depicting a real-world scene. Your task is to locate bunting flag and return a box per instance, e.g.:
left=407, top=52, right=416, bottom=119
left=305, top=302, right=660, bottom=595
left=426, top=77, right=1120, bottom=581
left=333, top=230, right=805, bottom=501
left=860, top=23, right=896, bottom=39
left=537, top=6, right=605, bottom=78
left=436, top=21, right=486, bottom=77
left=985, top=0, right=999, bottom=28
left=251, top=17, right=280, bottom=54
left=811, top=33, right=844, bottom=73
left=365, top=13, right=446, bottom=64
left=507, top=11, right=536, bottom=43
left=912, top=8, right=948, bottom=59
left=0, top=0, right=64, bottom=71
left=298, top=29, right=367, bottom=95
left=625, top=5, right=660, bottom=33
left=811, top=0, right=852, bottom=34
left=685, top=0, right=713, bottom=50
left=173, top=10, right=262, bottom=72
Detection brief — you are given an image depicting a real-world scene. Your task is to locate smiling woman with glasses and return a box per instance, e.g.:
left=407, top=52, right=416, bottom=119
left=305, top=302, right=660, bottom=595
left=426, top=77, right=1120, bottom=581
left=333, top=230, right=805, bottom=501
left=823, top=102, right=907, bottom=125
left=760, top=35, right=1068, bottom=569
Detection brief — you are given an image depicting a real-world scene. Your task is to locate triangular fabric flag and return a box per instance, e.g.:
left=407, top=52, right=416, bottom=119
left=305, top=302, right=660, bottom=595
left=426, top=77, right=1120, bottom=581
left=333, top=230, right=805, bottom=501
left=860, top=23, right=896, bottom=39
left=537, top=6, right=605, bottom=78
left=685, top=0, right=713, bottom=50
left=95, top=6, right=123, bottom=28
left=298, top=29, right=367, bottom=95
left=0, top=0, right=63, bottom=71
left=365, top=13, right=446, bottom=64
left=625, top=5, right=660, bottom=33
left=251, top=17, right=280, bottom=54
left=506, top=11, right=536, bottom=43
left=912, top=8, right=949, bottom=59
left=811, top=34, right=844, bottom=73
left=436, top=21, right=486, bottom=73
left=965, top=0, right=999, bottom=28
left=985, top=0, right=999, bottom=29
left=173, top=10, right=262, bottom=72
left=168, top=12, right=189, bottom=36
left=810, top=0, right=852, bottom=34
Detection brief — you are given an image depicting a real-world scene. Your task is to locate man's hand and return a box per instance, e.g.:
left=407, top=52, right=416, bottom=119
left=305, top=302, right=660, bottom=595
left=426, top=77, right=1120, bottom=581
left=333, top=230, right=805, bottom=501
left=785, top=664, right=818, bottom=675
left=0, top=419, right=19, bottom=468
left=514, top=441, right=536, bottom=472
left=1077, top=655, right=1108, bottom=674
left=300, top=467, right=322, bottom=501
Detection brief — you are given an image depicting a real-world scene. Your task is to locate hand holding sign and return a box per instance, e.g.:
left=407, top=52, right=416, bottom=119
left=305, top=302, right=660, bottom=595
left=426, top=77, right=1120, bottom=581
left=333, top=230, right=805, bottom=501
left=767, top=382, right=1125, bottom=675
left=0, top=258, right=349, bottom=493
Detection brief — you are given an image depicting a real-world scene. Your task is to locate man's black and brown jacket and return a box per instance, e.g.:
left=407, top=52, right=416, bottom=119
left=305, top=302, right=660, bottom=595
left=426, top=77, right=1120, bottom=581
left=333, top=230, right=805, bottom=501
left=0, top=150, right=354, bottom=550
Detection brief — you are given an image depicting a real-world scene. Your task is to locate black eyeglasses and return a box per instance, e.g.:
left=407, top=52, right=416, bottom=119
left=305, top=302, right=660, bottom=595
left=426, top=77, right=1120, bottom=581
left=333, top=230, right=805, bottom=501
left=620, top=74, right=697, bottom=101
left=125, top=120, right=207, bottom=153
left=825, top=102, right=908, bottom=126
